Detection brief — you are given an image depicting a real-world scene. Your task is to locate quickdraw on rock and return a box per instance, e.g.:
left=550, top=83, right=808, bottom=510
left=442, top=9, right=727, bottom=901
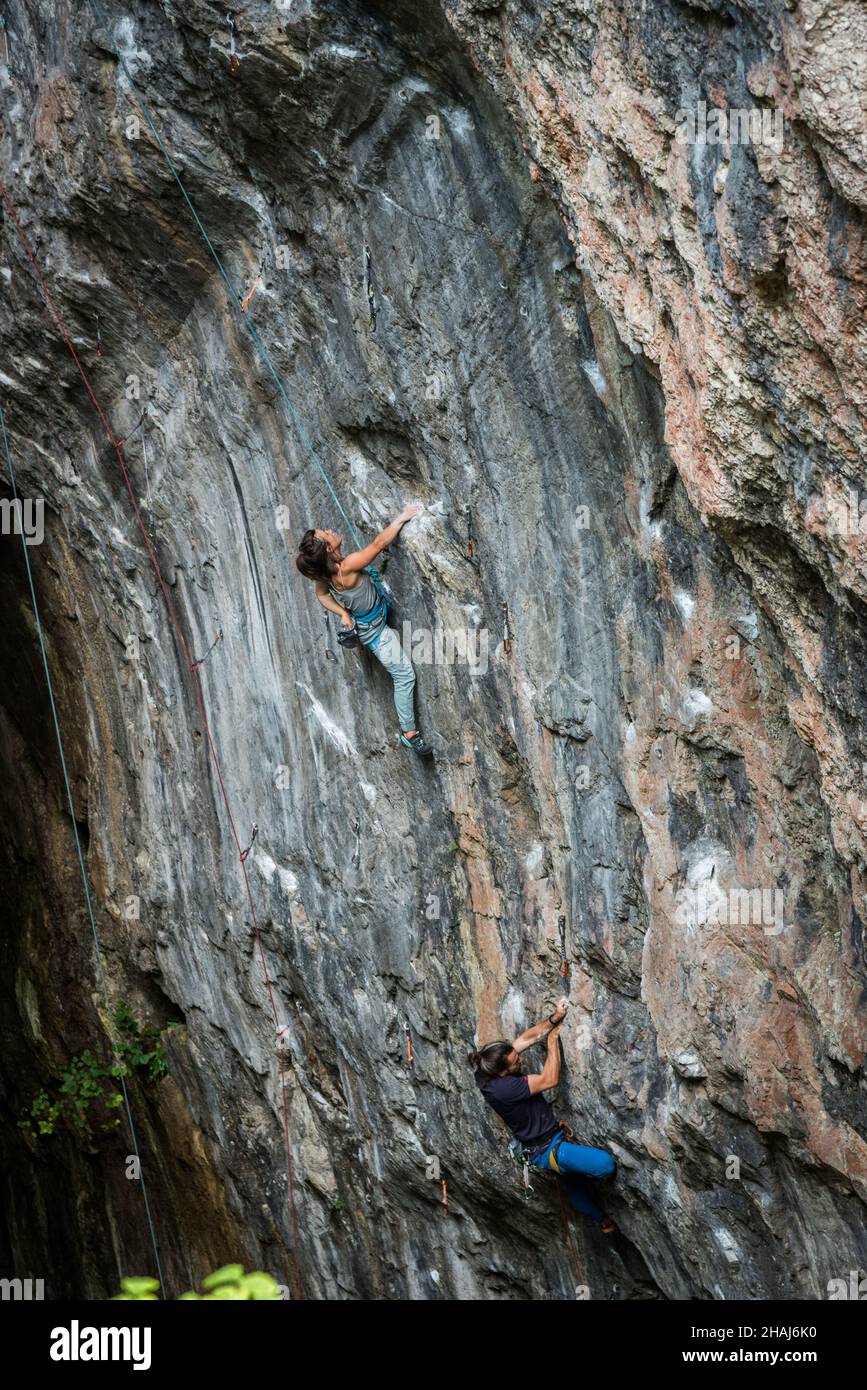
left=507, top=1137, right=535, bottom=1195
left=323, top=613, right=338, bottom=663
left=241, top=274, right=261, bottom=313
left=117, top=411, right=145, bottom=447
left=351, top=817, right=361, bottom=868
left=364, top=245, right=377, bottom=330
left=227, top=11, right=240, bottom=74
left=95, top=314, right=104, bottom=357
left=502, top=601, right=512, bottom=655
left=190, top=627, right=223, bottom=672
left=557, top=914, right=570, bottom=980
left=239, top=823, right=258, bottom=864
left=467, top=505, right=475, bottom=562
left=403, top=1019, right=413, bottom=1068
left=141, top=425, right=153, bottom=518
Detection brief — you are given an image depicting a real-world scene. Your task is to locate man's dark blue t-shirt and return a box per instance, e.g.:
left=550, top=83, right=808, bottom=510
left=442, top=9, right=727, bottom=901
left=476, top=1071, right=556, bottom=1146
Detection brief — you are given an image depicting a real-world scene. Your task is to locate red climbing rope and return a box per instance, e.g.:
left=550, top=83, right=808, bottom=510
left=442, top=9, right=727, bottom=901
left=0, top=179, right=304, bottom=1300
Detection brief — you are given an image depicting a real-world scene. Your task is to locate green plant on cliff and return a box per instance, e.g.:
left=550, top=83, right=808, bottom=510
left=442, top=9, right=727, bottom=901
left=113, top=1265, right=282, bottom=1301
left=20, top=1003, right=171, bottom=1139
left=114, top=1001, right=170, bottom=1082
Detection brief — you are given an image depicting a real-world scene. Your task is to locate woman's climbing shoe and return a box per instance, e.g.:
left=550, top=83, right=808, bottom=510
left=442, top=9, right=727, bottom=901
left=400, top=732, right=433, bottom=755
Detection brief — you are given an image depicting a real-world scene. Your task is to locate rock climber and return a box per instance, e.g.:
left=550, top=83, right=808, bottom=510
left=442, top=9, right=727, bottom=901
left=469, top=998, right=617, bottom=1231
left=295, top=503, right=432, bottom=754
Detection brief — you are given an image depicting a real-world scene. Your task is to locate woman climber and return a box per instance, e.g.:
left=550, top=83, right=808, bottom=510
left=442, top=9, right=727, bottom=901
left=469, top=998, right=617, bottom=1231
left=295, top=503, right=432, bottom=754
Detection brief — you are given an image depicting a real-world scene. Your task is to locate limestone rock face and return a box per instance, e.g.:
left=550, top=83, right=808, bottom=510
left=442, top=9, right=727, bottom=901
left=0, top=1, right=864, bottom=1299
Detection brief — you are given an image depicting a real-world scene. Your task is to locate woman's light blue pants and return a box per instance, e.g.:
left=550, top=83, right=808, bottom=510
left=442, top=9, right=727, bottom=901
left=366, top=625, right=417, bottom=732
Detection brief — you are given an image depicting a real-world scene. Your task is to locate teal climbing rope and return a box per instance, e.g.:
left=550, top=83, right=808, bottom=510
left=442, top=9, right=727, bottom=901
left=0, top=398, right=165, bottom=1293
left=86, top=0, right=364, bottom=552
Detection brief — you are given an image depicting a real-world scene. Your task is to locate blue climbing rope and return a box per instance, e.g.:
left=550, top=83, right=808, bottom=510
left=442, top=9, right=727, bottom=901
left=0, top=398, right=165, bottom=1293
left=86, top=0, right=364, bottom=552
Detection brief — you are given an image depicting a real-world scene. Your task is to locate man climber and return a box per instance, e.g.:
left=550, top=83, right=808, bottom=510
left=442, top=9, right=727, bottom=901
left=295, top=503, right=432, bottom=754
left=469, top=998, right=617, bottom=1231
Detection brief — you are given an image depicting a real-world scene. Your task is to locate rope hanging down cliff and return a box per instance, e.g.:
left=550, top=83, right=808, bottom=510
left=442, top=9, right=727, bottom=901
left=0, top=180, right=304, bottom=1301
left=0, top=398, right=164, bottom=1292
left=86, top=0, right=365, bottom=553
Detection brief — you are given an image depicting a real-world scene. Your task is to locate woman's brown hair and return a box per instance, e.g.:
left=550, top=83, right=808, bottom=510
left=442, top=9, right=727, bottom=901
left=296, top=529, right=338, bottom=582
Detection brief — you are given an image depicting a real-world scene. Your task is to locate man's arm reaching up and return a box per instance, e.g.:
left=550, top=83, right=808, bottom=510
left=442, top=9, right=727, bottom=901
left=512, top=997, right=569, bottom=1053
left=525, top=1025, right=563, bottom=1095
left=511, top=997, right=569, bottom=1096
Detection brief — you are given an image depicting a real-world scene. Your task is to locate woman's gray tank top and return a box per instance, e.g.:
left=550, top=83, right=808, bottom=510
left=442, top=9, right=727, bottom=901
left=329, top=571, right=385, bottom=641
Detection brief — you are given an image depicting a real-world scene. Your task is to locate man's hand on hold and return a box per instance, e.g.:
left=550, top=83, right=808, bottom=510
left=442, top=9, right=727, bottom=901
left=549, top=997, right=570, bottom=1026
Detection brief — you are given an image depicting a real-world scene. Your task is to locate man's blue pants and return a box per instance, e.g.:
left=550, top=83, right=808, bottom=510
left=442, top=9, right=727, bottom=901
left=529, top=1135, right=615, bottom=1223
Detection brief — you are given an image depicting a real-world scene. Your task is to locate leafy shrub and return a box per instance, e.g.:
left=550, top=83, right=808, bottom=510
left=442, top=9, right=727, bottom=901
left=20, top=1003, right=172, bottom=1139
left=113, top=1265, right=282, bottom=1301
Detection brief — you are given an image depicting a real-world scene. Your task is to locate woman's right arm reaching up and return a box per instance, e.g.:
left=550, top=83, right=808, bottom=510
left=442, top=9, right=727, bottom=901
left=340, top=503, right=422, bottom=579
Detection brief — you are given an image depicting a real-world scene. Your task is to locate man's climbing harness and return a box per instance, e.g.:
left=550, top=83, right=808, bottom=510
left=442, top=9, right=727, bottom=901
left=557, top=914, right=570, bottom=980
left=364, top=245, right=377, bottom=331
